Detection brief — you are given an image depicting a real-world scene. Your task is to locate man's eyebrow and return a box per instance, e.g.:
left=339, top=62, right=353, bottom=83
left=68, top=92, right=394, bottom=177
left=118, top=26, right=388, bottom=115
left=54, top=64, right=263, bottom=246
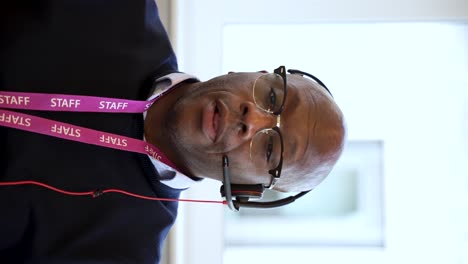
left=289, top=137, right=298, bottom=161
left=284, top=88, right=303, bottom=162
left=297, top=92, right=313, bottom=165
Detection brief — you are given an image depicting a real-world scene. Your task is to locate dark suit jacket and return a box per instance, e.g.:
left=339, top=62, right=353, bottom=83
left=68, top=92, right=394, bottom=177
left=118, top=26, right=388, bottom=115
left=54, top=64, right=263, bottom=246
left=1, top=1, right=181, bottom=263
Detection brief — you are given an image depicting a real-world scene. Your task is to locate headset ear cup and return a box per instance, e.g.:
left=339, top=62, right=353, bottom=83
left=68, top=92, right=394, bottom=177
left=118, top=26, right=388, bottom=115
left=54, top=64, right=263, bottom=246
left=220, top=184, right=264, bottom=201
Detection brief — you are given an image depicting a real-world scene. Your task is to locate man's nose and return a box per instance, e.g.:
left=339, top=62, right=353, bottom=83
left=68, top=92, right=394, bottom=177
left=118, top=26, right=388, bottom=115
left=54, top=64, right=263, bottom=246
left=238, top=102, right=277, bottom=140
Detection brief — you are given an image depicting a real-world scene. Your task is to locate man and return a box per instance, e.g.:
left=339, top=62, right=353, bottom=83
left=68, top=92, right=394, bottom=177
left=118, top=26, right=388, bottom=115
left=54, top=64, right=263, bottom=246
left=0, top=0, right=345, bottom=263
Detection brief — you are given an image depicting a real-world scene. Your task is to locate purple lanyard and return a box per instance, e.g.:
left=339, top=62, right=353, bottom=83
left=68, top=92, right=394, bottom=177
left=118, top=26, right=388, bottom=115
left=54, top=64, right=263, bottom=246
left=0, top=90, right=179, bottom=171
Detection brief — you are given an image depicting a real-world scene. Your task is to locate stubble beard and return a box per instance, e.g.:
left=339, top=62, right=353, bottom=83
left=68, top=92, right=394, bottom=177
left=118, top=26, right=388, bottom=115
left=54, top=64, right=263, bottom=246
left=164, top=97, right=216, bottom=178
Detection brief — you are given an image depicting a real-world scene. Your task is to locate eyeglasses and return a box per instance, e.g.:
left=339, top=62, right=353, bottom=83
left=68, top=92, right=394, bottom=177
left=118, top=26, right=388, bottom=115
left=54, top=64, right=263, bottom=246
left=248, top=66, right=332, bottom=190
left=249, top=66, right=287, bottom=189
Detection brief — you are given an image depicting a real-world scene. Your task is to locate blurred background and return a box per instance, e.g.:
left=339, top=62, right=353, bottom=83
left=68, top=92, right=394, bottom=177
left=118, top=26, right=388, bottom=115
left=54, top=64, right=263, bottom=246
left=156, top=0, right=468, bottom=263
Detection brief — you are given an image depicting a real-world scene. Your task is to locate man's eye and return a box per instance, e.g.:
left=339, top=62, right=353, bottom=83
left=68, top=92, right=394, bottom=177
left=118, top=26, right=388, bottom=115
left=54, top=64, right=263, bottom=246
left=268, top=88, right=277, bottom=109
left=265, top=135, right=274, bottom=162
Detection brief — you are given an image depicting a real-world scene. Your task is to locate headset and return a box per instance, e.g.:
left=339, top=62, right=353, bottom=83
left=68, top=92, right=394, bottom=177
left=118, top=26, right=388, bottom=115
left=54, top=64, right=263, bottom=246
left=219, top=68, right=333, bottom=211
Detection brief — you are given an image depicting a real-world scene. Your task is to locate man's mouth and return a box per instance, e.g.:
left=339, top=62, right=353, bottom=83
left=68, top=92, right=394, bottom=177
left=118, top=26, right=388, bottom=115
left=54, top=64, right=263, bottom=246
left=202, top=100, right=226, bottom=143
left=213, top=104, right=220, bottom=140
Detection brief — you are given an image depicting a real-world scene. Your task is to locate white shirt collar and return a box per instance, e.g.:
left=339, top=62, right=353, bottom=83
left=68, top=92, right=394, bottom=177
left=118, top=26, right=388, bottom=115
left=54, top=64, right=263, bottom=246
left=144, top=72, right=201, bottom=190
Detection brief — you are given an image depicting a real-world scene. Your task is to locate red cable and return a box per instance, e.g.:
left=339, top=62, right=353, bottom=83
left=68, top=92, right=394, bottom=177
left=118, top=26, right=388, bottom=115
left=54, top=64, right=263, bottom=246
left=0, top=180, right=227, bottom=205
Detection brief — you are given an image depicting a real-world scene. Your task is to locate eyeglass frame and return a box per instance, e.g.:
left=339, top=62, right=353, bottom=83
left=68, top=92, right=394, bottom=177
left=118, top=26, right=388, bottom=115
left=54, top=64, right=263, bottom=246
left=250, top=66, right=332, bottom=190
left=250, top=66, right=287, bottom=189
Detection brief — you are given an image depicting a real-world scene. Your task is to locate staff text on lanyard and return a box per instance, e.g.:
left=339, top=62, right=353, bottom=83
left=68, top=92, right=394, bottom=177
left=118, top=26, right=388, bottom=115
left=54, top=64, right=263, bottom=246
left=0, top=90, right=179, bottom=171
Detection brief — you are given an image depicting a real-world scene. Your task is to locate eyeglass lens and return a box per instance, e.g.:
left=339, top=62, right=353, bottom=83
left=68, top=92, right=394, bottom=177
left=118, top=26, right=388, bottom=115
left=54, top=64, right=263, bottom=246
left=249, top=71, right=285, bottom=175
left=252, top=73, right=285, bottom=114
left=249, top=129, right=282, bottom=172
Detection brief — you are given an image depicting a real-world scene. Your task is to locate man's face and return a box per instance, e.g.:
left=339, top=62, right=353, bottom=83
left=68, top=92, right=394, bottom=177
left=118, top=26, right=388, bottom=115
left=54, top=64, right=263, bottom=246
left=165, top=71, right=344, bottom=191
